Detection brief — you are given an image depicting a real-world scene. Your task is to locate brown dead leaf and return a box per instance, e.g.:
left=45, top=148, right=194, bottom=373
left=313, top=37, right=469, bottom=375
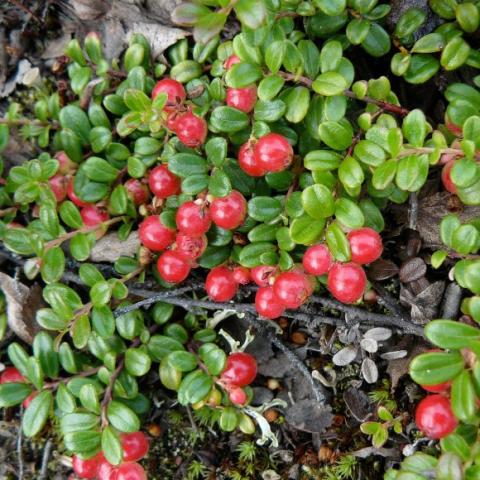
left=387, top=342, right=425, bottom=390
left=399, top=257, right=427, bottom=283
left=400, top=281, right=445, bottom=324
left=89, top=231, right=140, bottom=263
left=285, top=399, right=333, bottom=433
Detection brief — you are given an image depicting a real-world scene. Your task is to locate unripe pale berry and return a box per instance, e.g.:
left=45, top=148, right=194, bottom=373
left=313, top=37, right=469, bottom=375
left=121, top=431, right=149, bottom=462
left=220, top=352, right=257, bottom=387
left=226, top=85, right=257, bottom=113
left=175, top=232, right=207, bottom=260
left=255, top=286, right=285, bottom=319
left=327, top=262, right=367, bottom=304
left=148, top=165, right=181, bottom=199
left=151, top=78, right=186, bottom=107
left=302, top=244, right=333, bottom=275
left=138, top=216, right=176, bottom=252
left=273, top=271, right=312, bottom=309
left=253, top=133, right=293, bottom=173
left=175, top=112, right=207, bottom=148
left=80, top=205, right=109, bottom=227
left=347, top=228, right=383, bottom=265
left=441, top=160, right=457, bottom=194
left=157, top=250, right=191, bottom=283
left=176, top=201, right=211, bottom=236
left=415, top=394, right=457, bottom=439
left=125, top=179, right=149, bottom=205
left=205, top=266, right=238, bottom=302
left=210, top=190, right=247, bottom=230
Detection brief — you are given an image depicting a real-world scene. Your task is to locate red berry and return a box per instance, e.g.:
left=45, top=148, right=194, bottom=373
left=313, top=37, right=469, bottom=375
left=72, top=452, right=104, bottom=479
left=210, top=190, right=247, bottom=230
left=67, top=178, right=91, bottom=207
left=273, top=271, right=312, bottom=309
left=253, top=133, right=293, bottom=173
left=421, top=381, right=451, bottom=393
left=138, top=216, right=176, bottom=252
left=148, top=165, right=181, bottom=199
left=255, top=286, right=285, bottom=319
left=0, top=367, right=25, bottom=384
left=220, top=352, right=257, bottom=387
left=442, top=160, right=457, bottom=194
left=23, top=392, right=37, bottom=408
left=205, top=266, right=238, bottom=302
left=224, top=54, right=241, bottom=70
left=166, top=111, right=179, bottom=131
left=251, top=265, right=276, bottom=287
left=157, top=251, right=191, bottom=283
left=303, top=244, right=333, bottom=276
left=115, top=462, right=147, bottom=480
left=327, top=262, right=367, bottom=304
left=232, top=266, right=251, bottom=285
left=80, top=205, right=110, bottom=228
left=96, top=459, right=115, bottom=480
left=347, top=228, right=383, bottom=265
left=49, top=174, right=68, bottom=202
left=226, top=86, right=257, bottom=113
left=415, top=394, right=457, bottom=439
left=175, top=112, right=207, bottom=148
left=125, top=179, right=149, bottom=205
left=121, top=431, right=149, bottom=462
left=229, top=387, right=247, bottom=405
left=238, top=142, right=266, bottom=177
left=55, top=151, right=75, bottom=175
left=176, top=201, right=211, bottom=236
left=151, top=78, right=186, bottom=107
left=175, top=232, right=207, bottom=260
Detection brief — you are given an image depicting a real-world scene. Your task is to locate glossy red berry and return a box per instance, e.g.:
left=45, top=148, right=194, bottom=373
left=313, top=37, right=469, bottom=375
left=421, top=381, right=451, bottom=393
left=273, top=271, right=312, bottom=309
left=176, top=201, right=211, bottom=236
left=205, top=266, right=238, bottom=302
left=23, top=392, right=37, bottom=408
left=96, top=459, right=115, bottom=480
left=115, top=462, right=147, bottom=480
left=210, top=190, right=247, bottom=230
left=347, top=228, right=383, bottom=265
left=327, top=262, right=367, bottom=304
left=224, top=54, right=241, bottom=70
left=238, top=142, right=266, bottom=177
left=49, top=174, right=68, bottom=202
left=55, top=151, right=75, bottom=175
left=220, top=352, right=257, bottom=387
left=148, top=165, right=181, bottom=199
left=67, top=178, right=91, bottom=207
left=415, top=394, right=457, bottom=439
left=175, top=112, right=207, bottom=148
left=232, top=266, right=251, bottom=285
left=121, top=431, right=149, bottom=462
left=253, top=133, right=293, bottom=173
left=442, top=160, right=457, bottom=194
left=125, top=179, right=149, bottom=205
left=138, top=216, right=175, bottom=252
left=80, top=205, right=110, bottom=227
left=226, top=85, right=257, bottom=113
left=251, top=265, right=276, bottom=287
left=151, top=78, right=186, bottom=107
left=229, top=387, right=247, bottom=405
left=303, top=244, right=333, bottom=276
left=157, top=251, right=191, bottom=283
left=166, top=111, right=179, bottom=131
left=72, top=452, right=104, bottom=479
left=0, top=367, right=25, bottom=384
left=175, top=232, right=207, bottom=260
left=255, top=286, right=285, bottom=319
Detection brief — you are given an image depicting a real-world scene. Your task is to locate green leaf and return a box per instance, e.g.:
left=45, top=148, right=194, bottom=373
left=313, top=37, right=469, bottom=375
left=167, top=351, right=198, bottom=372
left=90, top=281, right=112, bottom=307
left=409, top=351, right=464, bottom=385
left=440, top=434, right=471, bottom=462
left=225, top=62, right=262, bottom=89
left=205, top=137, right=227, bottom=167
left=79, top=384, right=100, bottom=414
left=235, top=0, right=266, bottom=29
left=456, top=2, right=479, bottom=33
left=59, top=105, right=91, bottom=145
left=125, top=347, right=152, bottom=377
left=123, top=89, right=151, bottom=112
left=432, top=250, right=448, bottom=269
left=258, top=75, right=285, bottom=101
left=361, top=23, right=391, bottom=57
left=84, top=157, right=119, bottom=183
left=107, top=401, right=140, bottom=433
left=301, top=184, right=335, bottom=219
left=425, top=320, right=480, bottom=349
left=198, top=343, right=227, bottom=376
left=89, top=127, right=112, bottom=153
left=304, top=150, right=342, bottom=171
left=394, top=8, right=426, bottom=38
left=451, top=370, right=477, bottom=422
left=441, top=36, right=470, bottom=71
left=312, top=72, right=348, bottom=96
left=339, top=156, right=364, bottom=189
left=4, top=228, right=35, bottom=255
left=33, top=332, right=59, bottom=378
left=452, top=225, right=479, bottom=255
left=102, top=426, right=123, bottom=466
left=168, top=153, right=208, bottom=178
left=116, top=112, right=141, bottom=137
left=208, top=169, right=232, bottom=197
left=404, top=54, right=439, bottom=84
left=335, top=198, right=365, bottom=229
left=23, top=390, right=52, bottom=437
left=177, top=369, right=213, bottom=406
left=148, top=335, right=184, bottom=361
left=41, top=247, right=65, bottom=284
left=314, top=0, right=346, bottom=16
left=326, top=221, right=351, bottom=261
left=64, top=431, right=101, bottom=456
left=285, top=87, right=310, bottom=123
left=210, top=106, right=250, bottom=132
left=247, top=197, right=282, bottom=222
left=354, top=140, right=386, bottom=166
left=60, top=201, right=83, bottom=229
left=219, top=407, right=238, bottom=432
left=0, top=383, right=32, bottom=407
left=318, top=121, right=353, bottom=150
left=289, top=215, right=325, bottom=245
left=346, top=18, right=371, bottom=45
left=411, top=33, right=445, bottom=53
left=254, top=99, right=286, bottom=123
left=395, top=154, right=429, bottom=192
left=159, top=357, right=182, bottom=391
left=194, top=12, right=226, bottom=44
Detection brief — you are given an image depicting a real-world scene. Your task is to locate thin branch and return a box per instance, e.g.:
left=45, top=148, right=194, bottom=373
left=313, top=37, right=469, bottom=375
left=17, top=415, right=24, bottom=480
left=39, top=438, right=53, bottom=480
left=6, top=0, right=42, bottom=23
left=100, top=360, right=124, bottom=427
left=0, top=117, right=58, bottom=128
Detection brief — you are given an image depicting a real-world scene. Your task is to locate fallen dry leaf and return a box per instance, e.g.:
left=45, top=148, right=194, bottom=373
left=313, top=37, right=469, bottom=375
left=89, top=231, right=139, bottom=263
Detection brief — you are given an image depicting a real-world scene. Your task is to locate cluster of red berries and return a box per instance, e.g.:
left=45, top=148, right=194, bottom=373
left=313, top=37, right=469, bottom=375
left=218, top=352, right=257, bottom=406
left=0, top=367, right=36, bottom=407
left=72, top=431, right=149, bottom=480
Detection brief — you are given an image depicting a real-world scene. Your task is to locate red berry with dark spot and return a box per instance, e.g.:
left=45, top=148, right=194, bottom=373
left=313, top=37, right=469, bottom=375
left=157, top=251, right=191, bottom=283
left=251, top=265, right=276, bottom=287
left=442, top=160, right=457, bottom=194
left=415, top=394, right=457, bottom=439
left=49, top=174, right=68, bottom=202
left=226, top=85, right=257, bottom=113
left=80, top=205, right=110, bottom=227
left=175, top=112, right=207, bottom=148
left=255, top=286, right=285, bottom=319
left=238, top=142, right=266, bottom=177
left=229, top=387, right=247, bottom=405
left=347, top=228, right=383, bottom=265
left=176, top=201, right=211, bottom=236
left=205, top=266, right=238, bottom=302
left=0, top=367, right=25, bottom=384
left=273, top=271, right=312, bottom=309
left=175, top=232, right=207, bottom=260
left=327, top=262, right=366, bottom=304
left=96, top=459, right=115, bottom=480
left=220, top=352, right=257, bottom=387
left=67, top=178, right=91, bottom=207
left=210, top=190, right=247, bottom=230
left=253, top=133, right=293, bottom=173
left=72, top=452, right=104, bottom=479
left=232, top=266, right=251, bottom=285
left=125, top=179, right=149, bottom=205
left=151, top=78, right=186, bottom=107
left=138, top=216, right=176, bottom=252
left=303, top=244, right=333, bottom=276
left=114, top=462, right=147, bottom=480
left=121, top=431, right=149, bottom=462
left=224, top=54, right=241, bottom=70
left=148, top=165, right=181, bottom=199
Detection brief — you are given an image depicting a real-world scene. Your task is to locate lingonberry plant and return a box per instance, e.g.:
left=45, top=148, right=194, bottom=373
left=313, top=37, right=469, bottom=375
left=0, top=1, right=480, bottom=478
